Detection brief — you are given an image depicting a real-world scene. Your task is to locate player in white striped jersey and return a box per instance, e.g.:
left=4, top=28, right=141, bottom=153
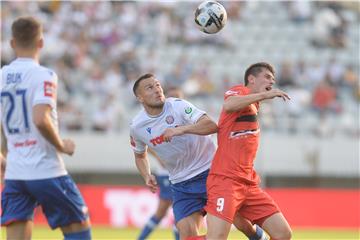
left=130, top=73, right=218, bottom=239
left=1, top=16, right=91, bottom=240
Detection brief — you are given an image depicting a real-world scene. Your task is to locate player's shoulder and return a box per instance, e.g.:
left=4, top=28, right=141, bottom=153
left=166, top=97, right=193, bottom=113
left=33, top=65, right=58, bottom=81
left=1, top=63, right=12, bottom=75
left=166, top=97, right=183, bottom=106
left=130, top=109, right=147, bottom=129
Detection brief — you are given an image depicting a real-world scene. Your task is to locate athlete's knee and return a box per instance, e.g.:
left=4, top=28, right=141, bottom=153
left=270, top=228, right=292, bottom=240
left=61, top=220, right=91, bottom=236
left=206, top=232, right=228, bottom=240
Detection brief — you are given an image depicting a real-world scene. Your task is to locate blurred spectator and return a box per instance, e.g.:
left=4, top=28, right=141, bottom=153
left=1, top=1, right=358, bottom=136
left=183, top=65, right=215, bottom=98
left=312, top=3, right=348, bottom=48
left=287, top=0, right=312, bottom=24
left=163, top=56, right=192, bottom=89
left=327, top=57, right=345, bottom=86
left=278, top=61, right=295, bottom=88
left=312, top=75, right=340, bottom=114
left=91, top=96, right=122, bottom=132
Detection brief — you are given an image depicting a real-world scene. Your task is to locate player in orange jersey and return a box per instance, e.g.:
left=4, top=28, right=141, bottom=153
left=205, top=62, right=292, bottom=240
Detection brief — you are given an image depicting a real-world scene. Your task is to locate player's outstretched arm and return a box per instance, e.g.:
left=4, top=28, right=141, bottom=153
left=33, top=104, right=75, bottom=155
left=224, top=89, right=290, bottom=113
left=163, top=114, right=218, bottom=142
left=134, top=151, right=157, bottom=193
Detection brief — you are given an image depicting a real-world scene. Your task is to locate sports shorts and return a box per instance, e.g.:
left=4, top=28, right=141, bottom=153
left=171, top=169, right=208, bottom=223
left=155, top=174, right=172, bottom=201
left=1, top=175, right=89, bottom=229
left=205, top=174, right=280, bottom=225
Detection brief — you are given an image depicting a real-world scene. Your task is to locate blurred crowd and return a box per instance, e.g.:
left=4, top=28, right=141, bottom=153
left=1, top=1, right=359, bottom=138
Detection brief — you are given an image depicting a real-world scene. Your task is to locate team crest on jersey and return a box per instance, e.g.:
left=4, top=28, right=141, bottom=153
left=165, top=115, right=174, bottom=124
left=185, top=107, right=192, bottom=114
left=44, top=81, right=55, bottom=97
left=146, top=127, right=152, bottom=134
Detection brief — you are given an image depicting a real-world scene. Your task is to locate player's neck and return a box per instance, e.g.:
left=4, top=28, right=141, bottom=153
left=15, top=49, right=39, bottom=62
left=144, top=105, right=164, bottom=117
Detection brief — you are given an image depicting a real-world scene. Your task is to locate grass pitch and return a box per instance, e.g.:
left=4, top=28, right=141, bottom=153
left=1, top=226, right=359, bottom=239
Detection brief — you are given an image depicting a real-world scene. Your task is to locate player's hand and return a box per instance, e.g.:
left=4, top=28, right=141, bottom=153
left=61, top=139, right=76, bottom=156
left=163, top=127, right=184, bottom=142
left=145, top=174, right=158, bottom=193
left=265, top=88, right=291, bottom=101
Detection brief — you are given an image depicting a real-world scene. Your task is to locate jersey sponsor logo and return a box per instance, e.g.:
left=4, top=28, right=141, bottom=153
left=150, top=134, right=165, bottom=146
left=44, top=81, right=55, bottom=97
left=14, top=139, right=37, bottom=148
left=225, top=90, right=238, bottom=96
left=185, top=107, right=192, bottom=114
left=165, top=115, right=174, bottom=124
left=130, top=136, right=136, bottom=147
left=146, top=127, right=152, bottom=134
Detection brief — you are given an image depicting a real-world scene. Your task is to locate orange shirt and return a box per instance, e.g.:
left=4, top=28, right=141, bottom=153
left=209, top=85, right=261, bottom=184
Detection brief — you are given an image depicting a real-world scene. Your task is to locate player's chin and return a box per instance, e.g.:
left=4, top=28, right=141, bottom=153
left=152, top=100, right=165, bottom=108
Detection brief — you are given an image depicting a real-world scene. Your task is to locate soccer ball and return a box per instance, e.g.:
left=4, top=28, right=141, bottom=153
left=194, top=1, right=227, bottom=34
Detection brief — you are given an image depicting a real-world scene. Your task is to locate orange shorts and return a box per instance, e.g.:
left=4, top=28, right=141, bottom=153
left=204, top=174, right=280, bottom=225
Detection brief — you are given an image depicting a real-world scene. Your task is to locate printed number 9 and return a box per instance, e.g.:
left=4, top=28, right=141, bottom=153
left=216, top=198, right=224, bottom=212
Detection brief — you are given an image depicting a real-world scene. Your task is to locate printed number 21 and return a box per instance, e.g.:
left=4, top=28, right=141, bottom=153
left=216, top=198, right=224, bottom=212
left=1, top=90, right=29, bottom=134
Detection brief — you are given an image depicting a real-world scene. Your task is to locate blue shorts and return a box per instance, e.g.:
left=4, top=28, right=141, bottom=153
left=171, top=169, right=209, bottom=223
left=1, top=175, right=89, bottom=229
left=155, top=174, right=172, bottom=200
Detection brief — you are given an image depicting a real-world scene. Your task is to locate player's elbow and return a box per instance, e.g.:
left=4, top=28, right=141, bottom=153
left=208, top=121, right=218, bottom=134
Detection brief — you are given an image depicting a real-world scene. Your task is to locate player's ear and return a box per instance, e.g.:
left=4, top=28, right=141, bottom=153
left=38, top=38, right=44, bottom=49
left=136, top=94, right=144, bottom=104
left=10, top=39, right=16, bottom=49
left=248, top=74, right=256, bottom=85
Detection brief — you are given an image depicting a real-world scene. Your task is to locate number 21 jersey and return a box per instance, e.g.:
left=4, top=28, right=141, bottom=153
left=1, top=58, right=67, bottom=180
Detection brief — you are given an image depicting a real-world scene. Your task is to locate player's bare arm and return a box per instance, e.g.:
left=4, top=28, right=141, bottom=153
left=163, top=114, right=218, bottom=142
left=33, top=104, right=75, bottom=155
left=1, top=125, right=7, bottom=157
left=224, top=89, right=290, bottom=113
left=134, top=151, right=158, bottom=193
left=0, top=126, right=7, bottom=180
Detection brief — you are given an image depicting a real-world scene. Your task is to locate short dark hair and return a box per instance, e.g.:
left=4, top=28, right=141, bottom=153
left=244, top=62, right=275, bottom=86
left=133, top=73, right=155, bottom=96
left=12, top=16, right=42, bottom=49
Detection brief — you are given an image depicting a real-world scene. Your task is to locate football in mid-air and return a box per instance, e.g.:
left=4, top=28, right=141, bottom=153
left=194, top=1, right=227, bottom=34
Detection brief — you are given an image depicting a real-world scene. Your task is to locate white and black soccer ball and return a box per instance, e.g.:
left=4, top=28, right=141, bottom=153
left=194, top=1, right=227, bottom=34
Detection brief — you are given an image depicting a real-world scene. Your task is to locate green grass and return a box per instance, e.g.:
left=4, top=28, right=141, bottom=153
left=1, top=226, right=359, bottom=239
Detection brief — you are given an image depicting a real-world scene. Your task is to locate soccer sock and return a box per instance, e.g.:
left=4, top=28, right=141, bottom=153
left=138, top=215, right=161, bottom=240
left=249, top=225, right=269, bottom=240
left=63, top=228, right=91, bottom=240
left=173, top=224, right=180, bottom=240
